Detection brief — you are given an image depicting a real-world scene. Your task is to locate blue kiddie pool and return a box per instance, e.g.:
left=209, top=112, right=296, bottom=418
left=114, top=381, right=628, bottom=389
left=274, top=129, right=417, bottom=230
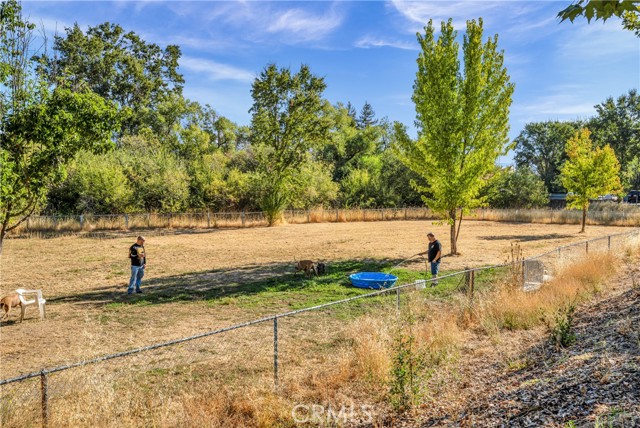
left=350, top=272, right=398, bottom=289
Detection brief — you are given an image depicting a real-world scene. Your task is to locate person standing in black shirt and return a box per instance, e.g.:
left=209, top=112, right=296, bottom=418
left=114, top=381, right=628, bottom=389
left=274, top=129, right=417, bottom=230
left=419, top=232, right=442, bottom=286
left=128, top=235, right=146, bottom=294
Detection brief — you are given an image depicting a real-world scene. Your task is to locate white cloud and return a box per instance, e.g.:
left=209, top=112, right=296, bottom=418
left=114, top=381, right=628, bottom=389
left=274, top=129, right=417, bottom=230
left=517, top=92, right=597, bottom=118
left=267, top=7, right=343, bottom=41
left=180, top=57, right=255, bottom=83
left=355, top=35, right=417, bottom=50
left=389, top=0, right=506, bottom=31
left=35, top=17, right=73, bottom=35
left=556, top=21, right=640, bottom=59
left=167, top=1, right=344, bottom=45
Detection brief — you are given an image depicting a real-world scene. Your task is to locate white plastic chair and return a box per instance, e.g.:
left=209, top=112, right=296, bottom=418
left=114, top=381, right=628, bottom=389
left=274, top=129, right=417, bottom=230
left=15, top=289, right=46, bottom=322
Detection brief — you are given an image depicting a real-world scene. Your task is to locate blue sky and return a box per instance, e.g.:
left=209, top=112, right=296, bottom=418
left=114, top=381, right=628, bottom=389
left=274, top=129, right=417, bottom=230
left=23, top=1, right=640, bottom=163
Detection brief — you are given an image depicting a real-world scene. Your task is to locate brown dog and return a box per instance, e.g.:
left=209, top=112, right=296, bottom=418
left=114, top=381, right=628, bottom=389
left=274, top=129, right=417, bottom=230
left=295, top=260, right=317, bottom=277
left=0, top=294, right=21, bottom=321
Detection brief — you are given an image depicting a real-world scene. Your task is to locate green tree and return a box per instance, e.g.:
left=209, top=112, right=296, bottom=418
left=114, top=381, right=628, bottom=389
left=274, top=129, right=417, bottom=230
left=395, top=18, right=514, bottom=255
left=40, top=22, right=184, bottom=135
left=558, top=1, right=639, bottom=23
left=622, top=156, right=640, bottom=190
left=589, top=89, right=640, bottom=170
left=514, top=120, right=583, bottom=193
left=486, top=167, right=549, bottom=209
left=249, top=63, right=330, bottom=224
left=622, top=9, right=640, bottom=35
left=1, top=0, right=118, bottom=252
left=357, top=101, right=378, bottom=129
left=560, top=128, right=622, bottom=232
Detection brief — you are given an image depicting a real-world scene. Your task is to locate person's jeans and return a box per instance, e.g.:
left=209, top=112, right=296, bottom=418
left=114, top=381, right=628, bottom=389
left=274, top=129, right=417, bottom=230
left=128, top=265, right=145, bottom=293
left=430, top=260, right=440, bottom=276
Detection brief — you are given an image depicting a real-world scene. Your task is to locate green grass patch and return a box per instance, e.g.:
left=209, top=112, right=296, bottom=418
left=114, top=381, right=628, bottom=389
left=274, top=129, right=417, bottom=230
left=106, top=260, right=510, bottom=319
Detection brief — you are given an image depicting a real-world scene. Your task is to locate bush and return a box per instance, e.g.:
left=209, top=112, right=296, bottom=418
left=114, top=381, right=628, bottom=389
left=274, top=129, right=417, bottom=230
left=486, top=167, right=549, bottom=209
left=47, top=150, right=134, bottom=214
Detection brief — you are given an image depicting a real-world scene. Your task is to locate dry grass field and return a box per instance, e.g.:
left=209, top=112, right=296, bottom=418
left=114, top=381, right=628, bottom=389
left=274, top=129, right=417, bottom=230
left=0, top=220, right=635, bottom=378
left=1, top=220, right=639, bottom=427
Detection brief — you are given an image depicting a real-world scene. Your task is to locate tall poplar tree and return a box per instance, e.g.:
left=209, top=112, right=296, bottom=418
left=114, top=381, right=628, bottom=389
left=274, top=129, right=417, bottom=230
left=395, top=18, right=514, bottom=254
left=560, top=128, right=622, bottom=233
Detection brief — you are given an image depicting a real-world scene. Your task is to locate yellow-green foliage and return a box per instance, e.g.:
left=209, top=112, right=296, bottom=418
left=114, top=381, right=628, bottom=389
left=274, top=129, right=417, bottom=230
left=560, top=128, right=622, bottom=231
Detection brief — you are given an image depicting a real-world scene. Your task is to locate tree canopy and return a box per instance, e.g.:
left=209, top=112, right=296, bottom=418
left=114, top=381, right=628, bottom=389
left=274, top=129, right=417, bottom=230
left=249, top=63, right=332, bottom=224
left=39, top=22, right=184, bottom=135
left=395, top=18, right=514, bottom=255
left=560, top=128, right=622, bottom=232
left=514, top=120, right=583, bottom=193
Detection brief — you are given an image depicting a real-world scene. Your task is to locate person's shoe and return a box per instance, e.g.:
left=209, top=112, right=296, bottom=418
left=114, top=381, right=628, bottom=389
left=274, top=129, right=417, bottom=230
left=127, top=290, right=133, bottom=295
left=136, top=289, right=143, bottom=294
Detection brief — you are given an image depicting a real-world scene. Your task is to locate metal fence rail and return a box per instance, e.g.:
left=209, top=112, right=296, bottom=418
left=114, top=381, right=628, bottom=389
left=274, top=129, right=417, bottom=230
left=1, top=228, right=639, bottom=427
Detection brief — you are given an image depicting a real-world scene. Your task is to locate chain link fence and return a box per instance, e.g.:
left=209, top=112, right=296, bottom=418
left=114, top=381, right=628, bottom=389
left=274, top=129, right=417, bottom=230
left=15, top=206, right=640, bottom=236
left=1, top=229, right=639, bottom=427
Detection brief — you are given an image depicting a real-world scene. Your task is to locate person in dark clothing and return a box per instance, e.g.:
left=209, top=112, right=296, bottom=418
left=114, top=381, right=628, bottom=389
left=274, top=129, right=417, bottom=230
left=419, top=232, right=442, bottom=286
left=128, top=235, right=146, bottom=294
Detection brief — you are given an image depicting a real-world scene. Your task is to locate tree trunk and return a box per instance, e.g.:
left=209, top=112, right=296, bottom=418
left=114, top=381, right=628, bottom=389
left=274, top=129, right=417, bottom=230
left=581, top=205, right=587, bottom=233
left=449, top=209, right=457, bottom=255
left=0, top=203, right=11, bottom=256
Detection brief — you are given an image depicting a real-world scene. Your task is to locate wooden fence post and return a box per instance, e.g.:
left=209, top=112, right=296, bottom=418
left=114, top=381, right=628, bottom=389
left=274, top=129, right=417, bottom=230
left=41, top=370, right=49, bottom=428
left=273, top=317, right=279, bottom=391
left=465, top=268, right=475, bottom=302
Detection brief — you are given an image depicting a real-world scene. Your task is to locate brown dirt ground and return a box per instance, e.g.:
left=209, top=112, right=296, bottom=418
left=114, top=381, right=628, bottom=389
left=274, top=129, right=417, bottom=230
left=0, top=220, right=635, bottom=377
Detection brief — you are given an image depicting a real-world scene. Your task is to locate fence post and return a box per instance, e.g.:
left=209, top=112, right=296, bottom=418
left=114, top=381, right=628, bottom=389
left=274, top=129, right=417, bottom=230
left=124, top=214, right=129, bottom=229
left=147, top=213, right=151, bottom=228
left=608, top=235, right=611, bottom=251
left=586, top=241, right=589, bottom=254
left=241, top=211, right=246, bottom=227
left=168, top=213, right=172, bottom=228
left=273, top=317, right=279, bottom=391
left=41, top=370, right=49, bottom=428
left=79, top=215, right=84, bottom=229
left=465, top=269, right=475, bottom=301
left=335, top=208, right=339, bottom=222
left=396, top=287, right=400, bottom=310
left=307, top=210, right=311, bottom=223
left=207, top=210, right=211, bottom=228
left=404, top=207, right=408, bottom=220
left=521, top=260, right=526, bottom=288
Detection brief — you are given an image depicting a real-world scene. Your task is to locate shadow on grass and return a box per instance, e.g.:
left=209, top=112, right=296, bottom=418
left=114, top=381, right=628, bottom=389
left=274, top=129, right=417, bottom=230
left=46, top=257, right=508, bottom=318
left=49, top=258, right=417, bottom=310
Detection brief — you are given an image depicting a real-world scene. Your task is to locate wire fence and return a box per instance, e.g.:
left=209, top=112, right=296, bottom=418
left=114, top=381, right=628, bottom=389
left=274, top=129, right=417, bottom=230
left=1, top=229, right=639, bottom=427
left=12, top=205, right=640, bottom=236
